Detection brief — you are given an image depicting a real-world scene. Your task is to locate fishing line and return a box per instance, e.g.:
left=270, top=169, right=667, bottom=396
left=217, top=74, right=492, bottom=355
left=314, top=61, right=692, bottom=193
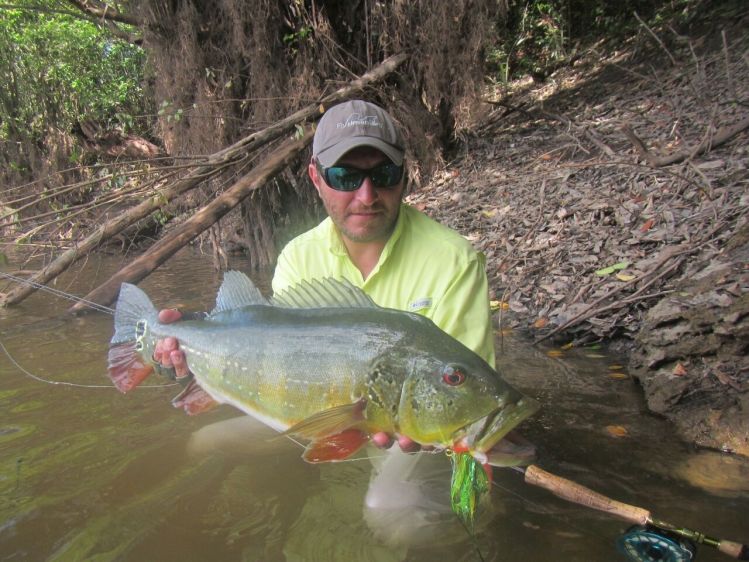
left=0, top=271, right=114, bottom=314
left=0, top=271, right=180, bottom=389
left=0, top=338, right=179, bottom=389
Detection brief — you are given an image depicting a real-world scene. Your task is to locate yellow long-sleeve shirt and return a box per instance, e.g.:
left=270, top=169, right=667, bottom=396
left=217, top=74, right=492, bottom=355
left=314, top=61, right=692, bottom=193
left=272, top=203, right=495, bottom=367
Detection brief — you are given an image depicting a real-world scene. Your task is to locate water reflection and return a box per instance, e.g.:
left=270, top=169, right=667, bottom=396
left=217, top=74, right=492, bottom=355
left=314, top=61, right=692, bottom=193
left=0, top=248, right=747, bottom=561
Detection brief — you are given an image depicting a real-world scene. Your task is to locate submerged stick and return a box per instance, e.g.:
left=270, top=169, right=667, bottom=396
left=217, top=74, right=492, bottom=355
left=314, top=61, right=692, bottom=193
left=522, top=464, right=748, bottom=559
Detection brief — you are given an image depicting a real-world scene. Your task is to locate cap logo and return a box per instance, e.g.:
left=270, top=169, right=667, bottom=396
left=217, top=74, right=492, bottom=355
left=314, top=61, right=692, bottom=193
left=336, top=113, right=382, bottom=129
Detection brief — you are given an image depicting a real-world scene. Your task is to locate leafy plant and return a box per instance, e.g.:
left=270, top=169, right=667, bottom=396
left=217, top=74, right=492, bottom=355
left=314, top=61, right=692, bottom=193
left=0, top=1, right=148, bottom=143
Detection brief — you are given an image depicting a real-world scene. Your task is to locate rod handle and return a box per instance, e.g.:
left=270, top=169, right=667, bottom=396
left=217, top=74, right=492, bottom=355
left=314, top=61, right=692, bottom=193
left=524, top=464, right=650, bottom=525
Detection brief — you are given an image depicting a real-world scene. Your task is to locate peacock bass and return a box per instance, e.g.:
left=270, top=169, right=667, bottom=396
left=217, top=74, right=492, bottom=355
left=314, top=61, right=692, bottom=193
left=108, top=271, right=538, bottom=466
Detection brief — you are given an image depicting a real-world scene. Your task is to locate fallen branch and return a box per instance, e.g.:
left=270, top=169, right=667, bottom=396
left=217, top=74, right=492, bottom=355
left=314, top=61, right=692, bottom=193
left=69, top=128, right=313, bottom=312
left=535, top=218, right=730, bottom=344
left=622, top=116, right=749, bottom=167
left=1, top=53, right=408, bottom=307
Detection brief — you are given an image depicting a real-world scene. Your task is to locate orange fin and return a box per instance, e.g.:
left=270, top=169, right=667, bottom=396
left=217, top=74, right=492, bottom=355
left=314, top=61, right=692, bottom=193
left=107, top=342, right=154, bottom=393
left=284, top=400, right=365, bottom=439
left=172, top=379, right=219, bottom=415
left=302, top=429, right=369, bottom=463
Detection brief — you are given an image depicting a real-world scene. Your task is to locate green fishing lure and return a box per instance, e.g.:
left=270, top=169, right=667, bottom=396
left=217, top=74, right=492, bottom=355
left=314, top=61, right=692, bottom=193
left=450, top=451, right=490, bottom=530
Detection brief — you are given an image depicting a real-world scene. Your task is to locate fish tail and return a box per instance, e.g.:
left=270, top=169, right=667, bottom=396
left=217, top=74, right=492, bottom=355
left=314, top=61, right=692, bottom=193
left=108, top=283, right=158, bottom=393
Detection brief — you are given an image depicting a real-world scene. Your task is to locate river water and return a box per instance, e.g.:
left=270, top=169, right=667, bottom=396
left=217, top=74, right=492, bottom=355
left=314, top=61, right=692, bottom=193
left=0, top=249, right=747, bottom=562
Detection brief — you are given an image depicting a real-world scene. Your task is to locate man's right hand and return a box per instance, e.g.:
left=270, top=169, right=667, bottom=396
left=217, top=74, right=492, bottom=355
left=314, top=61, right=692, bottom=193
left=153, top=309, right=191, bottom=379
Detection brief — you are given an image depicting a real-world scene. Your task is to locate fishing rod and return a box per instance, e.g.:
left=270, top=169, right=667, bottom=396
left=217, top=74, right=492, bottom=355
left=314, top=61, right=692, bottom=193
left=511, top=463, right=748, bottom=561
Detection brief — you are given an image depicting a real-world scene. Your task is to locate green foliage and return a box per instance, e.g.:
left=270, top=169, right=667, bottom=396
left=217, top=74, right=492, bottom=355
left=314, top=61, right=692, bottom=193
left=0, top=1, right=147, bottom=143
left=157, top=100, right=183, bottom=123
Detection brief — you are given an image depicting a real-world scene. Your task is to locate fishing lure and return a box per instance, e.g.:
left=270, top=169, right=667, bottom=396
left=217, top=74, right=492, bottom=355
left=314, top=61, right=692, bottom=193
left=449, top=451, right=489, bottom=531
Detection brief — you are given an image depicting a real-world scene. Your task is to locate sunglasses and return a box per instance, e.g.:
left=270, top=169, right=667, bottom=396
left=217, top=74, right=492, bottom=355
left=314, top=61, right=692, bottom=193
left=316, top=160, right=404, bottom=192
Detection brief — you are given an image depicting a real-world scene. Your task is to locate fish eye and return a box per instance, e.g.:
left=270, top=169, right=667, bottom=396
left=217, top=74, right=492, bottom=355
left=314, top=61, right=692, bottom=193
left=442, top=366, right=466, bottom=386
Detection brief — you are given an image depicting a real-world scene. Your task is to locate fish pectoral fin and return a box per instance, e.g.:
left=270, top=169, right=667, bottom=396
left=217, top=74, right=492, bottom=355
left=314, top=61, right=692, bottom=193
left=172, top=380, right=220, bottom=415
left=107, top=342, right=155, bottom=393
left=283, top=401, right=365, bottom=439
left=302, top=429, right=370, bottom=463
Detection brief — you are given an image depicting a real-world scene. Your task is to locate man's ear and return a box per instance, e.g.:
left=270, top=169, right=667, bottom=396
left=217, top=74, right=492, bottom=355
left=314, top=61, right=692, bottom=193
left=308, top=160, right=323, bottom=196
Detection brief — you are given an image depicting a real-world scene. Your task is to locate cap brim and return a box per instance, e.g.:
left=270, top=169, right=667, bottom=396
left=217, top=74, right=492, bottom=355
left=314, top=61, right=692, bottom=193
left=316, top=137, right=404, bottom=167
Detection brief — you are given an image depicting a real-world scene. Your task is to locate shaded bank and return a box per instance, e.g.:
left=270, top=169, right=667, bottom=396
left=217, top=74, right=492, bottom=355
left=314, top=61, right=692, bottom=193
left=409, top=5, right=748, bottom=456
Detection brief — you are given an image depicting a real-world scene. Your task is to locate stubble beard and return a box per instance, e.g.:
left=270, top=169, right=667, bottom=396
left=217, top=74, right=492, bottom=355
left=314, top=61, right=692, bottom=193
left=326, top=202, right=399, bottom=243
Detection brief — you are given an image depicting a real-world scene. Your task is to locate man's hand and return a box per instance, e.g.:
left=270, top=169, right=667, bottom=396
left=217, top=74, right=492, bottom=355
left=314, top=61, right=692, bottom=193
left=153, top=309, right=190, bottom=379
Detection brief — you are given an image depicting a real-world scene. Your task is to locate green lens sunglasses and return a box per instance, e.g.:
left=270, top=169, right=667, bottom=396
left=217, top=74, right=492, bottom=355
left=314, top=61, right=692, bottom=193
left=316, top=160, right=404, bottom=192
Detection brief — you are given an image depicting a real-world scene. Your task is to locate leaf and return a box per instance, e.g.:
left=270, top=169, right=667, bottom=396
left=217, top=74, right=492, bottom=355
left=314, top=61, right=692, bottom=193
left=561, top=342, right=575, bottom=350
left=605, top=425, right=628, bottom=438
left=534, top=317, right=548, bottom=329
left=608, top=364, right=625, bottom=370
left=672, top=363, right=687, bottom=376
left=546, top=349, right=564, bottom=358
left=608, top=373, right=629, bottom=380
left=616, top=273, right=636, bottom=282
left=595, top=262, right=630, bottom=276
left=481, top=208, right=498, bottom=218
left=490, top=300, right=509, bottom=311
left=640, top=218, right=655, bottom=232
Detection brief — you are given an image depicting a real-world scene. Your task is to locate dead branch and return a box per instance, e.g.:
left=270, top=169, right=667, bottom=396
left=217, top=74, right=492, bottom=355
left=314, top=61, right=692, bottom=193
left=534, top=217, right=731, bottom=344
left=69, top=128, right=313, bottom=313
left=622, top=116, right=749, bottom=167
left=64, top=0, right=142, bottom=27
left=633, top=11, right=677, bottom=66
left=1, top=53, right=408, bottom=307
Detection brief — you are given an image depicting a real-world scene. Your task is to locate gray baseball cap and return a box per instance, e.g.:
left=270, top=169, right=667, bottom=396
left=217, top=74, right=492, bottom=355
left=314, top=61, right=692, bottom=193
left=313, top=100, right=405, bottom=167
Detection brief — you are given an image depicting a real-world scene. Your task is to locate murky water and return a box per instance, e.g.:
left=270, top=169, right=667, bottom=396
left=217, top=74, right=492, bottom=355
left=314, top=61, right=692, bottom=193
left=1, top=249, right=747, bottom=562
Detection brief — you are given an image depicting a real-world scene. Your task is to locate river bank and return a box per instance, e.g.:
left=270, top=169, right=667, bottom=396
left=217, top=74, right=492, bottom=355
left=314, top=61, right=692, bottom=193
left=408, top=5, right=748, bottom=456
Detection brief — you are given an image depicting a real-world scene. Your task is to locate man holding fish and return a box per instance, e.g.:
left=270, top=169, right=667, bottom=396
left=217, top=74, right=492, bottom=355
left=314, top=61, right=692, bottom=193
left=108, top=99, right=538, bottom=551
left=154, top=99, right=498, bottom=452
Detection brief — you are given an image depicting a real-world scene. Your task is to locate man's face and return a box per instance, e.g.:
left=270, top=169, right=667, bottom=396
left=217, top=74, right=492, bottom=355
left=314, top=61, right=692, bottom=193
left=309, top=146, right=404, bottom=244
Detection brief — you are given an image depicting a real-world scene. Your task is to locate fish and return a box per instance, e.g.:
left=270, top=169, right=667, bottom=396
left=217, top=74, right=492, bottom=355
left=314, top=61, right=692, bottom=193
left=108, top=271, right=539, bottom=465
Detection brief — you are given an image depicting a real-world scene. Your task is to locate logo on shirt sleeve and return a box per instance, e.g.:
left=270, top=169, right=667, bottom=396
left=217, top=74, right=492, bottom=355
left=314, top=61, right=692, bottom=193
left=408, top=297, right=432, bottom=312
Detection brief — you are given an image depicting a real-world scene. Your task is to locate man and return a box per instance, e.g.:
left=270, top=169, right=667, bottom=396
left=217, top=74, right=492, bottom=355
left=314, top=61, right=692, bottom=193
left=155, top=100, right=498, bottom=551
left=154, top=99, right=495, bottom=448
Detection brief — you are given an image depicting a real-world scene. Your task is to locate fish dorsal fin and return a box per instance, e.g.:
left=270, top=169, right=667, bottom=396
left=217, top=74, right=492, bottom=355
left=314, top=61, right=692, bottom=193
left=272, top=277, right=377, bottom=309
left=211, top=271, right=268, bottom=314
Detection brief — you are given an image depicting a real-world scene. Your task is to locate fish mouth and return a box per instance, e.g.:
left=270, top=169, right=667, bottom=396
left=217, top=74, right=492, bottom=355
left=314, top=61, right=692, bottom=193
left=456, top=397, right=539, bottom=466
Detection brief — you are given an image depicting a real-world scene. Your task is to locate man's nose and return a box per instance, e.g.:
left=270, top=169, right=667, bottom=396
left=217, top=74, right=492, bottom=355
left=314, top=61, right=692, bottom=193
left=354, top=177, right=378, bottom=205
